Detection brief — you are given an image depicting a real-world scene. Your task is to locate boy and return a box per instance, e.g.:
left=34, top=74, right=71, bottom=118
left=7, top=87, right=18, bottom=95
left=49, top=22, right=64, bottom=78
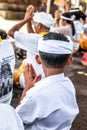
left=16, top=32, right=79, bottom=130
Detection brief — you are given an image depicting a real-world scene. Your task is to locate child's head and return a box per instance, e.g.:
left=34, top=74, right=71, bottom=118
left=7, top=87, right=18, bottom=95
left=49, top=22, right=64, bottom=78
left=37, top=32, right=73, bottom=69
left=0, top=29, right=7, bottom=40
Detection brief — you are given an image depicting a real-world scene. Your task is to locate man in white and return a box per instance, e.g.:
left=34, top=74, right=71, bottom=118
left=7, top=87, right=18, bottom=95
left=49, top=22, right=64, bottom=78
left=8, top=5, right=55, bottom=88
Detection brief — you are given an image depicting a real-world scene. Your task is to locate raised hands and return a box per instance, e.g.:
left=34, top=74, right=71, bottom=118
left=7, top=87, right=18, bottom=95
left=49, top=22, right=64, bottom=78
left=24, top=5, right=34, bottom=21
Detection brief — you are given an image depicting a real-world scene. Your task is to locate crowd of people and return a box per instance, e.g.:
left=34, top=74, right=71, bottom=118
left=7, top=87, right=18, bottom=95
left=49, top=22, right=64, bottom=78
left=1, top=0, right=87, bottom=129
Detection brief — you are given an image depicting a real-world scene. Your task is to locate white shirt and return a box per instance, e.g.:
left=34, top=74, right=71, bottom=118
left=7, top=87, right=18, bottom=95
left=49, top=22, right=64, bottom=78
left=0, top=40, right=15, bottom=104
left=0, top=103, right=24, bottom=130
left=14, top=32, right=45, bottom=88
left=73, top=20, right=84, bottom=40
left=16, top=73, right=79, bottom=130
left=56, top=24, right=73, bottom=38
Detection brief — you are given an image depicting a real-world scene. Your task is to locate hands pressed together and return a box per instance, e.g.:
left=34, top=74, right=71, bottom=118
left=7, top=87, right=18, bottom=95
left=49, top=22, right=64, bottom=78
left=19, top=63, right=41, bottom=104
left=24, top=63, right=41, bottom=90
left=24, top=5, right=35, bottom=21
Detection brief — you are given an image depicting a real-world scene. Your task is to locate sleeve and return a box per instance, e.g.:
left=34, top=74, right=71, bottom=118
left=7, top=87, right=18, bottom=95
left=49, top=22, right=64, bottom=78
left=16, top=96, right=41, bottom=124
left=14, top=31, right=41, bottom=53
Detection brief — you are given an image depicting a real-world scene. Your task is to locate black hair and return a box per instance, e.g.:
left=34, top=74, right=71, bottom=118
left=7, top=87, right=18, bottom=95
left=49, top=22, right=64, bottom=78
left=0, top=29, right=7, bottom=40
left=39, top=32, right=70, bottom=68
left=74, top=11, right=86, bottom=21
left=61, top=12, right=75, bottom=36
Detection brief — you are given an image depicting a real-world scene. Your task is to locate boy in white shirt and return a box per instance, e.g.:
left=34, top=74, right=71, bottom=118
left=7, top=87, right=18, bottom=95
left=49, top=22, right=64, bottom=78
left=16, top=32, right=79, bottom=130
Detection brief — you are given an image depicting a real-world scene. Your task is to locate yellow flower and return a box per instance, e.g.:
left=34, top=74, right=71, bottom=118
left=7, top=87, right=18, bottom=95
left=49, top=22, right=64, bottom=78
left=0, top=36, right=2, bottom=42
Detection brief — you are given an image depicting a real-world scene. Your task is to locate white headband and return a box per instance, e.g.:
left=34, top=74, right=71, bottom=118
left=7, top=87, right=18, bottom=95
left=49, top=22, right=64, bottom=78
left=70, top=8, right=80, bottom=12
left=61, top=15, right=72, bottom=21
left=38, top=36, right=73, bottom=54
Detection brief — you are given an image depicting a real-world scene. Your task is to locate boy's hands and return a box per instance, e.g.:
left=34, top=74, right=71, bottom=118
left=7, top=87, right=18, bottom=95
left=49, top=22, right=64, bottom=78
left=18, top=64, right=41, bottom=104
left=24, top=64, right=41, bottom=90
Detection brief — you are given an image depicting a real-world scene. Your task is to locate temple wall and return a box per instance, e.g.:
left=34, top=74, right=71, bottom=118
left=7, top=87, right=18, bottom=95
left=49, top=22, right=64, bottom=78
left=0, top=0, right=41, bottom=19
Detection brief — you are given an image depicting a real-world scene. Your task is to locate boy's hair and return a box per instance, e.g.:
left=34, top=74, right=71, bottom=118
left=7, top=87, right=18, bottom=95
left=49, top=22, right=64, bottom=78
left=39, top=32, right=70, bottom=68
left=0, top=29, right=7, bottom=39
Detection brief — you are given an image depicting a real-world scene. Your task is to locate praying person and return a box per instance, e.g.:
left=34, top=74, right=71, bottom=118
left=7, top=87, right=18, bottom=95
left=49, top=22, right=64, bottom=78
left=16, top=32, right=79, bottom=130
left=8, top=5, right=55, bottom=88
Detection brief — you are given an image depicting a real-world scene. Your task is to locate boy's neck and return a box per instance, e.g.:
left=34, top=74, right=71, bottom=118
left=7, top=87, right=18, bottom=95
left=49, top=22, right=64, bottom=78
left=44, top=67, right=64, bottom=77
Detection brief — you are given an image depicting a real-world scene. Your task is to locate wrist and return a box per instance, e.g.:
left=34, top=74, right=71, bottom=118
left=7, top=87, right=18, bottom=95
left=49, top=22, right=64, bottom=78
left=25, top=83, right=34, bottom=90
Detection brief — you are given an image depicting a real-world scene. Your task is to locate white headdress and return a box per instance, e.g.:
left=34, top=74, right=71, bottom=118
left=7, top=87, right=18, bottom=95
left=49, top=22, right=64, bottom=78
left=33, top=12, right=55, bottom=28
left=38, top=34, right=73, bottom=54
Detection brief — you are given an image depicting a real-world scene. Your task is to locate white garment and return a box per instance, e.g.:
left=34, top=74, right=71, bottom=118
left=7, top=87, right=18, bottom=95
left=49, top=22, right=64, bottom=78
left=56, top=24, right=73, bottom=38
left=0, top=103, right=24, bottom=130
left=0, top=40, right=15, bottom=104
left=14, top=31, right=45, bottom=88
left=16, top=73, right=79, bottom=130
left=73, top=20, right=83, bottom=40
left=33, top=12, right=55, bottom=28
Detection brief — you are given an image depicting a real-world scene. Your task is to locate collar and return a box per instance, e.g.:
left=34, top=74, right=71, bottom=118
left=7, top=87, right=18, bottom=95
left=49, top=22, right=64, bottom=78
left=39, top=32, right=48, bottom=36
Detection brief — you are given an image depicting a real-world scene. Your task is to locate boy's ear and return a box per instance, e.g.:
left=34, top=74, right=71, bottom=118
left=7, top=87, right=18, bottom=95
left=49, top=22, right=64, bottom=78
left=35, top=55, right=41, bottom=64
left=66, top=54, right=73, bottom=66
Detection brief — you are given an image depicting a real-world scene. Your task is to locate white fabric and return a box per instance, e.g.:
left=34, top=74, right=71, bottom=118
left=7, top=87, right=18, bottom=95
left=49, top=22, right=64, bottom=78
left=38, top=36, right=73, bottom=54
left=0, top=103, right=24, bottom=130
left=0, top=40, right=15, bottom=104
left=14, top=32, right=45, bottom=88
left=73, top=20, right=84, bottom=40
left=56, top=24, right=73, bottom=38
left=83, top=24, right=87, bottom=33
left=16, top=73, right=79, bottom=130
left=61, top=15, right=72, bottom=21
left=14, top=31, right=40, bottom=53
left=33, top=12, right=55, bottom=28
left=70, top=8, right=80, bottom=12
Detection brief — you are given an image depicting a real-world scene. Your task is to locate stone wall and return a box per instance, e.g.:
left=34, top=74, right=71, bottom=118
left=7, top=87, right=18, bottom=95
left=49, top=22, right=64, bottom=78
left=0, top=0, right=41, bottom=5
left=0, top=0, right=41, bottom=19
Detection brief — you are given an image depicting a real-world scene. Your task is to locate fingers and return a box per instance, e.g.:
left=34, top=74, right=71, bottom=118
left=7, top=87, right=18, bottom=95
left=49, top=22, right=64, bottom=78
left=23, top=64, right=41, bottom=88
left=24, top=64, right=36, bottom=79
left=34, top=74, right=41, bottom=83
left=24, top=63, right=29, bottom=75
left=26, top=5, right=34, bottom=12
left=24, top=5, right=34, bottom=20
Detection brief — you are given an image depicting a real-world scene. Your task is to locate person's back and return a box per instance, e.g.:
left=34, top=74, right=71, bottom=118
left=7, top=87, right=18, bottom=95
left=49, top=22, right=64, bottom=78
left=8, top=6, right=55, bottom=88
left=0, top=103, right=24, bottom=130
left=0, top=29, right=15, bottom=104
left=16, top=32, right=79, bottom=130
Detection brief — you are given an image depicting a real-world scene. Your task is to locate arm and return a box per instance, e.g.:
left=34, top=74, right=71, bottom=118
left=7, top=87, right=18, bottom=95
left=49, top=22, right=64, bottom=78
left=8, top=5, right=34, bottom=38
left=8, top=19, right=29, bottom=38
left=18, top=64, right=41, bottom=104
